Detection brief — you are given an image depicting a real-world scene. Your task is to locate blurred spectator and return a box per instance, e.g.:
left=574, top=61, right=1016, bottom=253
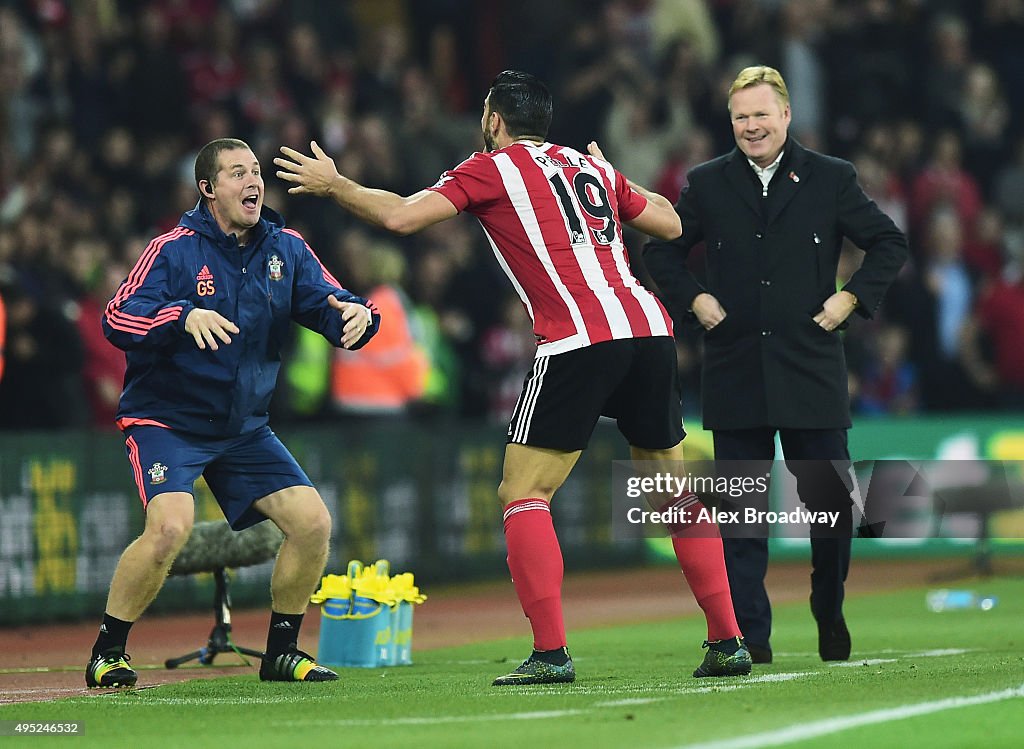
left=72, top=250, right=127, bottom=428
left=278, top=326, right=332, bottom=421
left=393, top=66, right=479, bottom=194
left=924, top=209, right=973, bottom=361
left=549, top=14, right=622, bottom=148
left=181, top=8, right=245, bottom=117
left=909, top=130, right=982, bottom=243
left=653, top=126, right=713, bottom=201
left=349, top=114, right=403, bottom=194
left=958, top=62, right=1010, bottom=193
left=115, top=5, right=190, bottom=139
left=237, top=42, right=294, bottom=153
left=971, top=248, right=1024, bottom=408
left=427, top=25, right=472, bottom=114
left=479, top=293, right=535, bottom=424
left=282, top=23, right=330, bottom=117
left=652, top=0, right=720, bottom=68
left=905, top=208, right=991, bottom=410
left=354, top=23, right=410, bottom=118
left=0, top=6, right=45, bottom=161
left=331, top=242, right=428, bottom=417
left=822, top=0, right=921, bottom=150
left=853, top=324, right=919, bottom=415
left=977, top=0, right=1024, bottom=125
left=924, top=13, right=971, bottom=131
left=603, top=0, right=658, bottom=73
left=602, top=76, right=693, bottom=188
left=409, top=248, right=463, bottom=415
left=993, top=141, right=1024, bottom=238
left=65, top=12, right=116, bottom=147
left=0, top=285, right=87, bottom=429
left=853, top=151, right=908, bottom=234
left=963, top=207, right=1007, bottom=279
left=778, top=0, right=827, bottom=149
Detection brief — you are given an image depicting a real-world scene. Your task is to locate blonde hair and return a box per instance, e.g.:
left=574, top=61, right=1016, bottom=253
left=728, top=66, right=789, bottom=109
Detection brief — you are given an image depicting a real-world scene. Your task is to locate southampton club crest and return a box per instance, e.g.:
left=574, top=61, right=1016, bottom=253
left=268, top=254, right=284, bottom=281
left=148, top=462, right=168, bottom=485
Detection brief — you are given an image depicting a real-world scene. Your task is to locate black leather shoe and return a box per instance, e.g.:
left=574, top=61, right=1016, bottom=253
left=745, top=642, right=773, bottom=664
left=818, top=618, right=851, bottom=661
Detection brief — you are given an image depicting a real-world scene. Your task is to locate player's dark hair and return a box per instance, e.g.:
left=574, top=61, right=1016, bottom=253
left=486, top=70, right=552, bottom=140
left=194, top=137, right=252, bottom=198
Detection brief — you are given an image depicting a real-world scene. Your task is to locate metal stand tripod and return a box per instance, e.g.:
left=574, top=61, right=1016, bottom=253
left=164, top=568, right=264, bottom=668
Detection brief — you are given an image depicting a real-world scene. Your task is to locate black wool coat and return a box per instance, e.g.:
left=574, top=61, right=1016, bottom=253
left=644, top=139, right=908, bottom=430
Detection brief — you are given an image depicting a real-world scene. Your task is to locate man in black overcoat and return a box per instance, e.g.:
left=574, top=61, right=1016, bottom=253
left=644, top=65, right=908, bottom=663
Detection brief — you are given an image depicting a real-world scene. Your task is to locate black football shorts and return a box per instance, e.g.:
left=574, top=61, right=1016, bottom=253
left=506, top=336, right=685, bottom=451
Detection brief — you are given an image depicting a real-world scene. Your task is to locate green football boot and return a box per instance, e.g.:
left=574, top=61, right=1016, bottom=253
left=693, top=637, right=753, bottom=677
left=492, top=648, right=575, bottom=686
left=86, top=649, right=138, bottom=688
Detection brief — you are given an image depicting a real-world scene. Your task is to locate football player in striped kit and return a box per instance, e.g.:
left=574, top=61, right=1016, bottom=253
left=276, top=71, right=751, bottom=683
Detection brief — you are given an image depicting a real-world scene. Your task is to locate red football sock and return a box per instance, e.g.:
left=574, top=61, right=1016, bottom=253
left=502, top=498, right=566, bottom=651
left=660, top=492, right=741, bottom=641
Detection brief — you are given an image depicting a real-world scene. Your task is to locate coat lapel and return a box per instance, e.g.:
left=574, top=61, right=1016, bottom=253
left=722, top=149, right=763, bottom=219
left=763, top=141, right=812, bottom=226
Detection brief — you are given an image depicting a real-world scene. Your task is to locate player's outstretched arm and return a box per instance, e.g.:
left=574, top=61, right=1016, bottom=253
left=275, top=141, right=457, bottom=235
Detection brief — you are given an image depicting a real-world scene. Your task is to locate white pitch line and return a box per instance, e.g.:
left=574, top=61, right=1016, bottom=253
left=487, top=682, right=686, bottom=696
left=744, top=672, right=810, bottom=683
left=830, top=650, right=971, bottom=667
left=874, top=648, right=973, bottom=656
left=487, top=673, right=811, bottom=698
left=133, top=695, right=336, bottom=705
left=677, top=683, right=1024, bottom=749
left=596, top=698, right=667, bottom=707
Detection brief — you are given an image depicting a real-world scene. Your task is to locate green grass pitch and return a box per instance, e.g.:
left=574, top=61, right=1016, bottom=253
left=3, top=577, right=1022, bottom=749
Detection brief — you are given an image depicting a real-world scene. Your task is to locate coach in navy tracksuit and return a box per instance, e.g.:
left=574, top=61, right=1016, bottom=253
left=86, top=138, right=380, bottom=689
left=645, top=67, right=907, bottom=664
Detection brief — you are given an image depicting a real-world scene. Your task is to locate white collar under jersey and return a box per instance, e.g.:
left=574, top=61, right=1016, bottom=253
left=748, top=150, right=784, bottom=193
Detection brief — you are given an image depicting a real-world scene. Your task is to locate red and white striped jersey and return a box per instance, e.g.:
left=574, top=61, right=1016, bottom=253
left=428, top=142, right=673, bottom=356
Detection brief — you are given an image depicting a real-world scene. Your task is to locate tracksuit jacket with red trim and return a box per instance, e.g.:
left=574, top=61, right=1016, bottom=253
left=103, top=201, right=380, bottom=437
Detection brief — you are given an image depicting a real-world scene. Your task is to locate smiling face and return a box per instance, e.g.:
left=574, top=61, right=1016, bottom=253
left=204, top=147, right=264, bottom=243
left=729, top=83, right=791, bottom=168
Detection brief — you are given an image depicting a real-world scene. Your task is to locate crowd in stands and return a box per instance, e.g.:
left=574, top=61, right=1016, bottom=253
left=1, top=0, right=1022, bottom=431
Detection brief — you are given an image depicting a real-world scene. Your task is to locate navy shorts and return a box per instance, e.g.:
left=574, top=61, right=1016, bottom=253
left=506, top=336, right=685, bottom=452
left=122, top=424, right=313, bottom=530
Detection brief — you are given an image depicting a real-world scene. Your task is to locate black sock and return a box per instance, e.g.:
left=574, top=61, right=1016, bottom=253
left=266, top=612, right=304, bottom=656
left=709, top=637, right=741, bottom=655
left=532, top=647, right=569, bottom=666
left=92, top=613, right=133, bottom=657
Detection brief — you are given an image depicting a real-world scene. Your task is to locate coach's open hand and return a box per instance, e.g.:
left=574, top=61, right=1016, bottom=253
left=185, top=308, right=240, bottom=351
left=330, top=296, right=371, bottom=348
left=275, top=142, right=342, bottom=198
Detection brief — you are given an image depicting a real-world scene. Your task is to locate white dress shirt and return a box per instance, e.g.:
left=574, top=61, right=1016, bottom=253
left=748, top=151, right=784, bottom=196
